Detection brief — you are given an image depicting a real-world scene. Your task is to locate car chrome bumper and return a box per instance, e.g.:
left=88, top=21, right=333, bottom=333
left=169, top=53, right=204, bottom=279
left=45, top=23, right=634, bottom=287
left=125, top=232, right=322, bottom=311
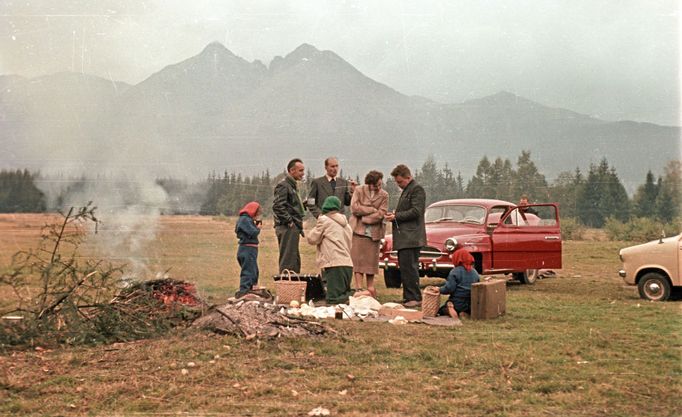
left=379, top=261, right=398, bottom=269
left=379, top=260, right=453, bottom=271
left=618, top=270, right=626, bottom=278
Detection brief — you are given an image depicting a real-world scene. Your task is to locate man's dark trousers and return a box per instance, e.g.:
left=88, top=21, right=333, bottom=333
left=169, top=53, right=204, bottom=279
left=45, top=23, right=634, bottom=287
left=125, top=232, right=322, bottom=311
left=276, top=224, right=301, bottom=273
left=398, top=247, right=422, bottom=302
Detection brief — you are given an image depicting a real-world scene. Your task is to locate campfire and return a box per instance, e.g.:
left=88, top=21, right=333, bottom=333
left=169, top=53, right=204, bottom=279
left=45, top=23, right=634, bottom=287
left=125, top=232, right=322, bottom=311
left=116, top=279, right=333, bottom=340
left=116, top=278, right=204, bottom=307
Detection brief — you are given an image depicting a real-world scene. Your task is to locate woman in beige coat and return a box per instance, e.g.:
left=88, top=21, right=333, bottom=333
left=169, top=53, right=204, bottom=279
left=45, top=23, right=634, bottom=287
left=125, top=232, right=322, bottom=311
left=349, top=170, right=389, bottom=297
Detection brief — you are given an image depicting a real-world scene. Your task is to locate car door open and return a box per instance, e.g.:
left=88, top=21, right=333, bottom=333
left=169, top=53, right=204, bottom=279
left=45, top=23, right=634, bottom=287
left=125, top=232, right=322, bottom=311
left=491, top=204, right=562, bottom=270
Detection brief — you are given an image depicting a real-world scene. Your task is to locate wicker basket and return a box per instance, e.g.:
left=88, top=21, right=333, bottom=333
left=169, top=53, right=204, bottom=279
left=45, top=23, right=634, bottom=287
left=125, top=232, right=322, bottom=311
left=274, top=270, right=307, bottom=305
left=421, top=286, right=441, bottom=318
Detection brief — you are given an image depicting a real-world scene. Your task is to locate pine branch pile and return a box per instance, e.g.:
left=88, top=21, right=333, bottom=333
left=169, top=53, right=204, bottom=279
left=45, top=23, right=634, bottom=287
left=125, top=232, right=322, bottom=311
left=0, top=205, right=203, bottom=349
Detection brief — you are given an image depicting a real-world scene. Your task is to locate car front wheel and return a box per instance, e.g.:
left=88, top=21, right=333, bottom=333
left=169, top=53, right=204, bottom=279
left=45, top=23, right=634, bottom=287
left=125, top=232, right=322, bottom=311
left=384, top=268, right=402, bottom=288
left=514, top=269, right=539, bottom=285
left=638, top=272, right=671, bottom=301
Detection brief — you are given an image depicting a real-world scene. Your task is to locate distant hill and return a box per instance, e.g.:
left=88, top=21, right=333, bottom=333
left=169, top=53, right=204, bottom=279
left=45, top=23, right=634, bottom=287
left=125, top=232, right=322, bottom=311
left=0, top=42, right=678, bottom=189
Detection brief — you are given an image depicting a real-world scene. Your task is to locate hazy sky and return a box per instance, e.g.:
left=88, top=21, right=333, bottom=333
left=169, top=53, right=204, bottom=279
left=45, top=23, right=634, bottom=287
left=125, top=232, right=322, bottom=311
left=0, top=0, right=679, bottom=125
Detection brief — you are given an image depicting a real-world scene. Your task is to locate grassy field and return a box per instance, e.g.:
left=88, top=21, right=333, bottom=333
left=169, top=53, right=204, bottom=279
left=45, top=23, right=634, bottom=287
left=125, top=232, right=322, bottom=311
left=1, top=214, right=680, bottom=416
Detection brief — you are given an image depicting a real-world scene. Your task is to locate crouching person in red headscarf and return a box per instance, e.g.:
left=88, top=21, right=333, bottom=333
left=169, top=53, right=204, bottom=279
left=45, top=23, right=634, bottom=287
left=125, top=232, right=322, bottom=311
left=235, top=201, right=263, bottom=298
left=438, top=248, right=480, bottom=319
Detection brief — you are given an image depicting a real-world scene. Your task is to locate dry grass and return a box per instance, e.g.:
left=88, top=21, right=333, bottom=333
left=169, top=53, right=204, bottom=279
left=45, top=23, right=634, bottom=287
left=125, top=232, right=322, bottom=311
left=1, top=214, right=681, bottom=417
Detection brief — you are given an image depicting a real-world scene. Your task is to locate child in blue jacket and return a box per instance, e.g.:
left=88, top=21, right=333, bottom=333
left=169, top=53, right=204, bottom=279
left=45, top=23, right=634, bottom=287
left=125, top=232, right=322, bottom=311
left=439, top=248, right=480, bottom=319
left=235, top=201, right=262, bottom=298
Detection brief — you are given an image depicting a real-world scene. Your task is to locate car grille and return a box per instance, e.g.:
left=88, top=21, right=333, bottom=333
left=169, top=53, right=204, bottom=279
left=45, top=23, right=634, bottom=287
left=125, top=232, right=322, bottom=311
left=420, top=246, right=445, bottom=259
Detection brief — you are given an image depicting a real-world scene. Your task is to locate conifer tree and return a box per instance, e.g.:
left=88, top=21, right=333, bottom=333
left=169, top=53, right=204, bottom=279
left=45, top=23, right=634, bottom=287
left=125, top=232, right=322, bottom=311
left=632, top=170, right=659, bottom=218
left=654, top=161, right=681, bottom=222
left=513, top=150, right=548, bottom=202
left=0, top=169, right=47, bottom=213
left=415, top=155, right=440, bottom=205
left=575, top=159, right=629, bottom=227
left=548, top=168, right=584, bottom=218
left=467, top=156, right=493, bottom=198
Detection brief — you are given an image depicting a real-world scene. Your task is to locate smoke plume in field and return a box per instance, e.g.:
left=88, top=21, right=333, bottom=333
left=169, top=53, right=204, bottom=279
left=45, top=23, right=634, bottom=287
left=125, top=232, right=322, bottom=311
left=48, top=173, right=170, bottom=280
left=22, top=74, right=176, bottom=280
left=3, top=36, right=195, bottom=282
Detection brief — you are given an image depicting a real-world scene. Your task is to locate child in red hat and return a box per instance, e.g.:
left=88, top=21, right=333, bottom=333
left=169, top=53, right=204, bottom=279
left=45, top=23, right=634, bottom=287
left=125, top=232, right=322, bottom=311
left=438, top=248, right=480, bottom=319
left=235, top=201, right=262, bottom=298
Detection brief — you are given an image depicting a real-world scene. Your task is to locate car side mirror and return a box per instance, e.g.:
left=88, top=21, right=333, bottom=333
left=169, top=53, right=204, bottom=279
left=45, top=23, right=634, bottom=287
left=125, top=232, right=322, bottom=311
left=659, top=230, right=666, bottom=244
left=487, top=223, right=498, bottom=233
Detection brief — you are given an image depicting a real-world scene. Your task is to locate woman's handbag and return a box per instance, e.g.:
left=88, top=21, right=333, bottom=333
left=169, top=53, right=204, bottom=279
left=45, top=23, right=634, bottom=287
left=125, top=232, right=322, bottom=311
left=273, top=269, right=308, bottom=305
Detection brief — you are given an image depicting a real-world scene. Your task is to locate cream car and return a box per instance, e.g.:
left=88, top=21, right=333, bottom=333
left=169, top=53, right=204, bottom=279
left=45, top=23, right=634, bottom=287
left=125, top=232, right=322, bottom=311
left=618, top=234, right=681, bottom=301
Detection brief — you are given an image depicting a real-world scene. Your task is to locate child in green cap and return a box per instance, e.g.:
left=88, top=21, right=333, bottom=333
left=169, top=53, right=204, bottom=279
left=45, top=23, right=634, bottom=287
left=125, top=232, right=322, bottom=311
left=306, top=196, right=353, bottom=304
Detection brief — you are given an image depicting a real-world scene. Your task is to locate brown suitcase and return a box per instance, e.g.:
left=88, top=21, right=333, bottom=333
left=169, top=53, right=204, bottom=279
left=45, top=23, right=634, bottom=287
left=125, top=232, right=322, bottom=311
left=471, top=279, right=506, bottom=320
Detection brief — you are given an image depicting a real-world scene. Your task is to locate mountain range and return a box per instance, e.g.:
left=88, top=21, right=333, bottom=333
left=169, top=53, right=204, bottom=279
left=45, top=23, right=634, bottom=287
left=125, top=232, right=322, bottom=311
left=1, top=42, right=678, bottom=190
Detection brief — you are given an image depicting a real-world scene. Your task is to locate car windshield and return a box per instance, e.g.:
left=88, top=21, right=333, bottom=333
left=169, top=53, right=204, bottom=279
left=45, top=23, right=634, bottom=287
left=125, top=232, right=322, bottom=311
left=425, top=205, right=486, bottom=224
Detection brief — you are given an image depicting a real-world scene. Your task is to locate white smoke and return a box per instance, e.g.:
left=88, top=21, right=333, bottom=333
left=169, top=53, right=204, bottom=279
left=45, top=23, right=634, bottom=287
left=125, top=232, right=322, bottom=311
left=48, top=174, right=169, bottom=280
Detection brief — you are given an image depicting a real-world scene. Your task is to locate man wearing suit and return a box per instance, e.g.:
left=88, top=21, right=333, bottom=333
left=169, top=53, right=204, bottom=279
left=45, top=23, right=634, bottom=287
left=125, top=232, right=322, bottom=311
left=307, top=157, right=356, bottom=218
left=385, top=164, right=426, bottom=307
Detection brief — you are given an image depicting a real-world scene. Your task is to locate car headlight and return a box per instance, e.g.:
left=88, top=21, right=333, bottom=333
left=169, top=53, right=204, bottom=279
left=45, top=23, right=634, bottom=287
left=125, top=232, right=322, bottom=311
left=444, top=238, right=458, bottom=253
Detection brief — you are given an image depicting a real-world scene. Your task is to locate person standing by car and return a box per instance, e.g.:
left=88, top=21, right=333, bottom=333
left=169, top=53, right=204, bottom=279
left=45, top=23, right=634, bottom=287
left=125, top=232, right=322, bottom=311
left=518, top=194, right=538, bottom=215
left=350, top=170, right=389, bottom=298
left=385, top=164, right=426, bottom=307
left=273, top=158, right=306, bottom=273
left=306, top=196, right=354, bottom=305
left=307, top=157, right=356, bottom=218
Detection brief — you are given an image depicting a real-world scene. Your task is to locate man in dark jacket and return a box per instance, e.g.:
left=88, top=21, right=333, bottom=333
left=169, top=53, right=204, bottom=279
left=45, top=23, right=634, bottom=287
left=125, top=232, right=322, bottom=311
left=273, top=158, right=306, bottom=273
left=385, top=164, right=426, bottom=307
left=307, top=157, right=356, bottom=218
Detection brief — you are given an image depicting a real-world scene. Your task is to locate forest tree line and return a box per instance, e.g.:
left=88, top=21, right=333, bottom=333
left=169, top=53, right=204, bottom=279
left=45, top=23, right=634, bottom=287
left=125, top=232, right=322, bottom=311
left=1, top=151, right=680, bottom=229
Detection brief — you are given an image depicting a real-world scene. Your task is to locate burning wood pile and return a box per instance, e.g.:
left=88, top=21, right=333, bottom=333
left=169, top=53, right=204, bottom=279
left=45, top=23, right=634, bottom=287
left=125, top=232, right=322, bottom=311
left=108, top=278, right=206, bottom=328
left=120, top=281, right=333, bottom=339
left=115, top=278, right=204, bottom=307
left=193, top=300, right=334, bottom=339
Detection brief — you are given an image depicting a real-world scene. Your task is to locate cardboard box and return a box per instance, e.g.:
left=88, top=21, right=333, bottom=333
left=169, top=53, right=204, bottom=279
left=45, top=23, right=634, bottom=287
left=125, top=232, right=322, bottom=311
left=378, top=307, right=424, bottom=321
left=471, top=279, right=506, bottom=320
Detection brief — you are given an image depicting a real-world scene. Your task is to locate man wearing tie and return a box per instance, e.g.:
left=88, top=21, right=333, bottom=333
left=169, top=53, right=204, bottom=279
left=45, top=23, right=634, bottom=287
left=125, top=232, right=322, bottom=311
left=307, top=157, right=356, bottom=218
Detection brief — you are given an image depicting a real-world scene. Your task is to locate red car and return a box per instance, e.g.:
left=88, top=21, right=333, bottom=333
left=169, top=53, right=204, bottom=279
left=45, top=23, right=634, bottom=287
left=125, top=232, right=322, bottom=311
left=379, top=198, right=562, bottom=286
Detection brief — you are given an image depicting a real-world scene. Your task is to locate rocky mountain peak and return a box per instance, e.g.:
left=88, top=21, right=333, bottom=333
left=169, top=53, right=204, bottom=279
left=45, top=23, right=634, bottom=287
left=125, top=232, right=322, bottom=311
left=269, top=43, right=359, bottom=78
left=200, top=41, right=235, bottom=56
left=286, top=43, right=321, bottom=60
